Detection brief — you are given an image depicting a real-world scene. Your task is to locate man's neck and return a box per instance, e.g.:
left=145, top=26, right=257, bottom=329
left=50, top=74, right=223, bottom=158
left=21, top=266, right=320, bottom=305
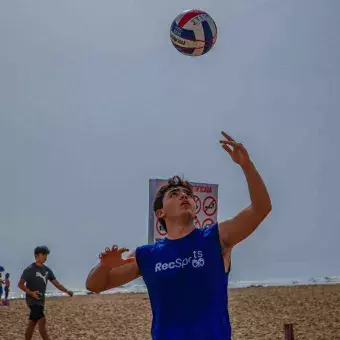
left=166, top=222, right=195, bottom=240
left=35, top=261, right=43, bottom=267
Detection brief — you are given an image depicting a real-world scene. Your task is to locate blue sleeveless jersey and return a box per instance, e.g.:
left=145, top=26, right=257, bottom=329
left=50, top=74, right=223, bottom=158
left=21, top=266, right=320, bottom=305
left=136, top=223, right=232, bottom=340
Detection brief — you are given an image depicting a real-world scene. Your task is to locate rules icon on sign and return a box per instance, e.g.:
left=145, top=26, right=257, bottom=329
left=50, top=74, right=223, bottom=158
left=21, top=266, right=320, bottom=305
left=194, top=215, right=201, bottom=229
left=203, top=196, right=217, bottom=216
left=193, top=195, right=201, bottom=215
left=202, top=218, right=214, bottom=228
left=156, top=219, right=167, bottom=236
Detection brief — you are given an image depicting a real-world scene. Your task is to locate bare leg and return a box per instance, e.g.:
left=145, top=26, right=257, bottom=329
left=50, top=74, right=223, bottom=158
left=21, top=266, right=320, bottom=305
left=38, top=317, right=50, bottom=340
left=25, top=320, right=37, bottom=340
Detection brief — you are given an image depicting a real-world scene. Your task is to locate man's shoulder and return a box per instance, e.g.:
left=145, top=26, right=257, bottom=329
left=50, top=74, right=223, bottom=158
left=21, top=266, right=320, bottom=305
left=198, top=222, right=219, bottom=236
left=42, top=264, right=53, bottom=272
left=136, top=243, right=156, bottom=253
left=42, top=265, right=56, bottom=279
left=196, top=223, right=223, bottom=246
left=20, top=263, right=36, bottom=279
left=136, top=241, right=164, bottom=258
left=23, top=263, right=36, bottom=272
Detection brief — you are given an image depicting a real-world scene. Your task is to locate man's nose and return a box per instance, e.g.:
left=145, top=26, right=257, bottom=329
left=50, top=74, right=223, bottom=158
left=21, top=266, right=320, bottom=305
left=180, top=192, right=188, bottom=199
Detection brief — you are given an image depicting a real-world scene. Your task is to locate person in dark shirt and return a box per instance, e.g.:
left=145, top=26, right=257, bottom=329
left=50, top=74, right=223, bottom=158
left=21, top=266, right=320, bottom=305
left=4, top=273, right=10, bottom=304
left=18, top=245, right=73, bottom=340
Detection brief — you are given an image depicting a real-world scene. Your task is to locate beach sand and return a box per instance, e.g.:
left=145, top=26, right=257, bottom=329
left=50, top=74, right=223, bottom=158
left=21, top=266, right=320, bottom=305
left=2, top=284, right=340, bottom=340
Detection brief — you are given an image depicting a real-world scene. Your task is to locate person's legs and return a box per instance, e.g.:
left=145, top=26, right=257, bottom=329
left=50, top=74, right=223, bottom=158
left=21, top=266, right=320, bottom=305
left=29, top=305, right=49, bottom=340
left=25, top=305, right=44, bottom=340
left=25, top=320, right=38, bottom=340
left=4, top=287, right=9, bottom=300
left=38, top=317, right=50, bottom=340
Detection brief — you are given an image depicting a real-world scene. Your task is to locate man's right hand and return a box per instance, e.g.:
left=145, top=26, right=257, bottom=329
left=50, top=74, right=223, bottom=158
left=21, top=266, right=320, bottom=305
left=31, top=291, right=40, bottom=299
left=99, top=245, right=135, bottom=269
left=86, top=246, right=139, bottom=293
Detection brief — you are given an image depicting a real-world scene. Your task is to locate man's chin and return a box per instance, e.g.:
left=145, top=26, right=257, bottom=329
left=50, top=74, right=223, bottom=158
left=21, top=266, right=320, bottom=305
left=179, top=212, right=194, bottom=222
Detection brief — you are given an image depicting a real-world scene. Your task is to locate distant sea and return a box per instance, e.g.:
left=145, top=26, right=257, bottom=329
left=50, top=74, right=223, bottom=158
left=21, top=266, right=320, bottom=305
left=5, top=276, right=340, bottom=300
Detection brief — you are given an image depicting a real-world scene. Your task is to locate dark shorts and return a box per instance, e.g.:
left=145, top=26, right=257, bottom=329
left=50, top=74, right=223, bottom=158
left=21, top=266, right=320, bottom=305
left=28, top=305, right=45, bottom=321
left=4, top=287, right=9, bottom=296
left=0, top=286, right=3, bottom=295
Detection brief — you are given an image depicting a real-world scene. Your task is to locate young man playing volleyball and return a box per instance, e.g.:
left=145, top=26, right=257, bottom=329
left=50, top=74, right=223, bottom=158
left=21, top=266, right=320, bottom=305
left=86, top=131, right=272, bottom=340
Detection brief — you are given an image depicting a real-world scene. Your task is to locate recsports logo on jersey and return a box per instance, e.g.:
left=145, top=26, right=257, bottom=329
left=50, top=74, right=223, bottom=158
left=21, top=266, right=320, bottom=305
left=155, top=250, right=205, bottom=272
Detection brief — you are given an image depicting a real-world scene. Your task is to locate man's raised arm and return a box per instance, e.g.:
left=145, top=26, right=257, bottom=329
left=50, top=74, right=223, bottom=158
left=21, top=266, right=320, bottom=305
left=218, top=131, right=272, bottom=249
left=86, top=246, right=140, bottom=293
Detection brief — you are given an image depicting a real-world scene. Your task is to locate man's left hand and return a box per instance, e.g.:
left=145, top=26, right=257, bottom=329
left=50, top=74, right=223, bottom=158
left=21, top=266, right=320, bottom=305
left=219, top=131, right=251, bottom=168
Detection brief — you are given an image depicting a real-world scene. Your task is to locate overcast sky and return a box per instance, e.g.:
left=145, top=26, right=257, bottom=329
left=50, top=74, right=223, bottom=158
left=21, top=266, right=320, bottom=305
left=1, top=0, right=339, bottom=291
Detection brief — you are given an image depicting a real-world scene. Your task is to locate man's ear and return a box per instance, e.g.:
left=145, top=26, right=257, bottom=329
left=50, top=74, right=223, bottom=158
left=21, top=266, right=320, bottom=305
left=156, top=209, right=164, bottom=219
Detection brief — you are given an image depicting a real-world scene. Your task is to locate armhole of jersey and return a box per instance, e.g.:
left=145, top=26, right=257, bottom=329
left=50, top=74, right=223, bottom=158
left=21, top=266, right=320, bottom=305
left=214, top=222, right=226, bottom=261
left=203, top=223, right=226, bottom=273
left=204, top=222, right=223, bottom=249
left=212, top=223, right=232, bottom=274
left=226, top=260, right=231, bottom=274
left=135, top=246, right=144, bottom=276
left=136, top=245, right=153, bottom=277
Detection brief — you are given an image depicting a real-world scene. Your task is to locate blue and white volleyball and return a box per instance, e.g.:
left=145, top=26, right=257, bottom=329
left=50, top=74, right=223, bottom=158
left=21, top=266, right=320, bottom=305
left=170, top=9, right=217, bottom=56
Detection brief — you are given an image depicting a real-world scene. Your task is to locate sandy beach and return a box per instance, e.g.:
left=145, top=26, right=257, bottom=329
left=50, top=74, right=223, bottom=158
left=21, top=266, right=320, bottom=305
left=2, top=284, right=340, bottom=340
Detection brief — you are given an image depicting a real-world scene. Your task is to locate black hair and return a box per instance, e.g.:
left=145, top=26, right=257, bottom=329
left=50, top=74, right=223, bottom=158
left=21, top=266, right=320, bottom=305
left=153, top=176, right=193, bottom=233
left=34, top=245, right=50, bottom=256
left=5, top=273, right=9, bottom=278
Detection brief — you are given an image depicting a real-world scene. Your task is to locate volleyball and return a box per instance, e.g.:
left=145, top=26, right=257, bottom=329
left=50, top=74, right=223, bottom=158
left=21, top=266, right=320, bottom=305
left=170, top=9, right=217, bottom=56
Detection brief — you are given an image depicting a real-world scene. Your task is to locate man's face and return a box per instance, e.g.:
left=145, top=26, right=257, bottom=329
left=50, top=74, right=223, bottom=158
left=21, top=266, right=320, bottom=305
left=158, top=187, right=195, bottom=222
left=35, top=253, right=48, bottom=263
